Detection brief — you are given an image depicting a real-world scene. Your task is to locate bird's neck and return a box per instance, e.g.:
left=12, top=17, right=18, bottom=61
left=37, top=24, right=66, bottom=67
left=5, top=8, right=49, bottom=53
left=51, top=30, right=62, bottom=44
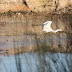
left=54, top=29, right=62, bottom=33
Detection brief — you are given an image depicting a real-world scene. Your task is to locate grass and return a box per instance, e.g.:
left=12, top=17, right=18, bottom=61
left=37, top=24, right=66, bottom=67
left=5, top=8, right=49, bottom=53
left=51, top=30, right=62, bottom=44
left=2, top=10, right=16, bottom=16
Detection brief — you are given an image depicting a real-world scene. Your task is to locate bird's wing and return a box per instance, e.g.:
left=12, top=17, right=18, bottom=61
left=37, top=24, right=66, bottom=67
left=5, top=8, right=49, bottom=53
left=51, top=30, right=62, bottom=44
left=46, top=21, right=52, bottom=26
left=42, top=21, right=53, bottom=32
left=46, top=21, right=53, bottom=31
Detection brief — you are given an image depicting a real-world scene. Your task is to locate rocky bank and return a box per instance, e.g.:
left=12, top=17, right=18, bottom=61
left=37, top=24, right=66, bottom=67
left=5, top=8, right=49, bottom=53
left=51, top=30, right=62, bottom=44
left=0, top=0, right=72, bottom=13
left=0, top=13, right=71, bottom=54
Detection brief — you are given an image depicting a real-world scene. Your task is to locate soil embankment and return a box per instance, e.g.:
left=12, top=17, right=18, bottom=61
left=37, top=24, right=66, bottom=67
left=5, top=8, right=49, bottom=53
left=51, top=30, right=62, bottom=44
left=0, top=13, right=72, bottom=54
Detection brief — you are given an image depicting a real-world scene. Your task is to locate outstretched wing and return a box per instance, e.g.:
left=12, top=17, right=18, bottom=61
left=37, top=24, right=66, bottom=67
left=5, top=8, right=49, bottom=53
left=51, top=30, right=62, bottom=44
left=42, top=21, right=49, bottom=30
left=42, top=21, right=53, bottom=32
left=46, top=21, right=53, bottom=31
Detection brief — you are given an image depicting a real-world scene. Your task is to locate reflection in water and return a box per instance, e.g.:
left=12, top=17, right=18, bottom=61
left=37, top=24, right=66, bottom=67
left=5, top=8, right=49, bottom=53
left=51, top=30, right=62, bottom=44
left=0, top=53, right=72, bottom=72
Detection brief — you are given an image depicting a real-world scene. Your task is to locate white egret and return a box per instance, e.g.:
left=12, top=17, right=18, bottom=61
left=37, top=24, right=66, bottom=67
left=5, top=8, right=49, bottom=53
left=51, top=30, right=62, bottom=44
left=42, top=21, right=62, bottom=33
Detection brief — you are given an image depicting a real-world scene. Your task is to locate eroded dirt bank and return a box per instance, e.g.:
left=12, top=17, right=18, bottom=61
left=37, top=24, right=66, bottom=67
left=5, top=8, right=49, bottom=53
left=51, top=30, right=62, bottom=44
left=0, top=13, right=72, bottom=54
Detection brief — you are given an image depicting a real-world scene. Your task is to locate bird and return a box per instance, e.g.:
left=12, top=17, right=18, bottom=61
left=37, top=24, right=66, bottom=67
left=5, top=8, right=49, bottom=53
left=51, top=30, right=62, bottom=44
left=42, top=21, right=62, bottom=33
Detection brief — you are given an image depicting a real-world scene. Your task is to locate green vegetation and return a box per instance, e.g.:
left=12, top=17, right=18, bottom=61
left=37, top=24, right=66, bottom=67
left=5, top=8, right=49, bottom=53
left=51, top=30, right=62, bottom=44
left=1, top=10, right=16, bottom=16
left=8, top=10, right=13, bottom=14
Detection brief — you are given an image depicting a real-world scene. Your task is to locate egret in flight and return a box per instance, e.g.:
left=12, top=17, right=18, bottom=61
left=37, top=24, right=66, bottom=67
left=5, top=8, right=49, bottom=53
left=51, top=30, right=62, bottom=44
left=42, top=21, right=62, bottom=33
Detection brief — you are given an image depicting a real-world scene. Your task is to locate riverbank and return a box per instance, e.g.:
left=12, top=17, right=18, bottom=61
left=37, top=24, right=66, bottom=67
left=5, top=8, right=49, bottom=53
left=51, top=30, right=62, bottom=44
left=0, top=12, right=72, bottom=55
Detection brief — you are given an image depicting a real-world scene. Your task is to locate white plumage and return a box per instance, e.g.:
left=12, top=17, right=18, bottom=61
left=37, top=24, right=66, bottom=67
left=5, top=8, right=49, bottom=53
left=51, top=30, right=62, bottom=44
left=42, top=21, right=62, bottom=33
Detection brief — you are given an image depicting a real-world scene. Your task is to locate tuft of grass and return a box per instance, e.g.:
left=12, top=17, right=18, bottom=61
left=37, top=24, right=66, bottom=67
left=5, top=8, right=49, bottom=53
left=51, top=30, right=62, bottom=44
left=2, top=10, right=16, bottom=16
left=8, top=10, right=13, bottom=14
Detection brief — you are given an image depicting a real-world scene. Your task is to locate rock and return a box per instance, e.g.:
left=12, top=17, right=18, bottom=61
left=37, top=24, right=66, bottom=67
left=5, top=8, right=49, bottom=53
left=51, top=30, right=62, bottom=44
left=26, top=0, right=56, bottom=12
left=16, top=13, right=21, bottom=15
left=26, top=0, right=72, bottom=13
left=57, top=0, right=72, bottom=10
left=0, top=0, right=72, bottom=13
left=0, top=0, right=31, bottom=13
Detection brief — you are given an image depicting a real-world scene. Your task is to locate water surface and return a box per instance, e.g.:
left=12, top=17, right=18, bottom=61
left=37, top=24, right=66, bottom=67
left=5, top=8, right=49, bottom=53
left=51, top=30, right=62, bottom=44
left=0, top=52, right=72, bottom=72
